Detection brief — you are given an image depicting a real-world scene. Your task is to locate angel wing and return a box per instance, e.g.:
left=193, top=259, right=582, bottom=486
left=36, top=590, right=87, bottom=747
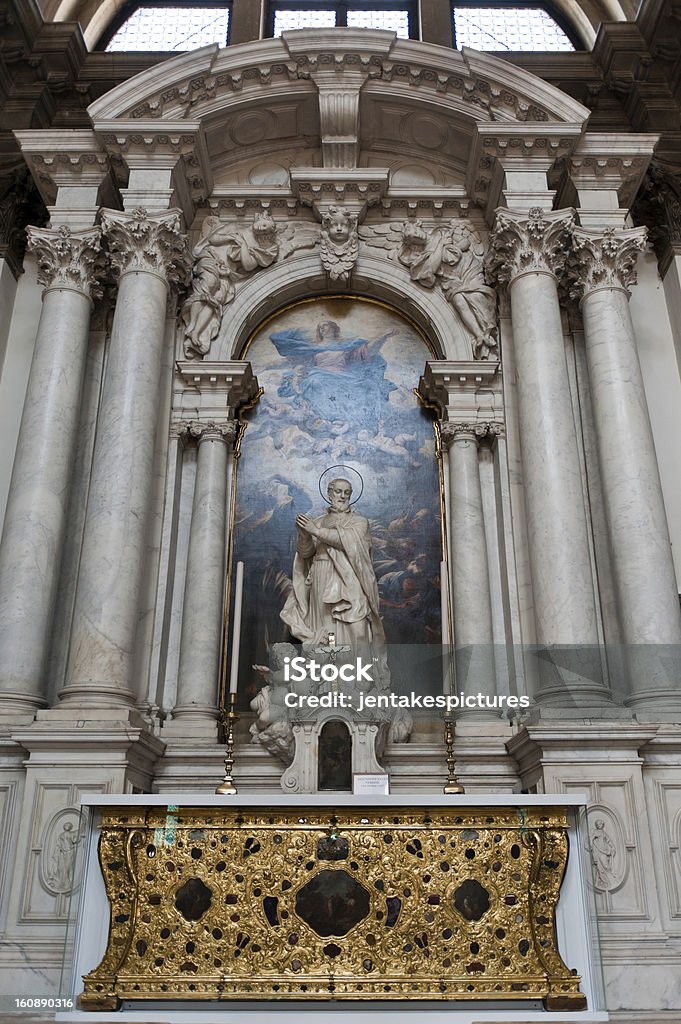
left=358, top=222, right=404, bottom=260
left=277, top=222, right=320, bottom=260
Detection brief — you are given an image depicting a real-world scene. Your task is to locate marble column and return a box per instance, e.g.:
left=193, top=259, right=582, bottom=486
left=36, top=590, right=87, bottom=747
left=488, top=208, right=611, bottom=708
left=0, top=225, right=102, bottom=713
left=442, top=422, right=497, bottom=711
left=171, top=421, right=235, bottom=727
left=60, top=209, right=189, bottom=708
left=572, top=226, right=681, bottom=715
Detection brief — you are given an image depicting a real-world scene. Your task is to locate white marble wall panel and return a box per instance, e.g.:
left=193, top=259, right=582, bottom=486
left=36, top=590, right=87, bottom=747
left=0, top=772, right=22, bottom=934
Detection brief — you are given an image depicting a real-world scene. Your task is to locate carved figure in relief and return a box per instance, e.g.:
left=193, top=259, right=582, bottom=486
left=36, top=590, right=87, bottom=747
left=249, top=643, right=297, bottom=763
left=320, top=206, right=358, bottom=282
left=48, top=821, right=82, bottom=893
left=181, top=212, right=279, bottom=357
left=363, top=219, right=498, bottom=359
left=590, top=818, right=617, bottom=890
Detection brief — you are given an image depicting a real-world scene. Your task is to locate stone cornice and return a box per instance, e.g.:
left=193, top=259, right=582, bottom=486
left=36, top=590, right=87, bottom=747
left=94, top=120, right=212, bottom=221
left=175, top=360, right=260, bottom=422
left=468, top=123, right=583, bottom=213
left=14, top=129, right=116, bottom=209
left=85, top=33, right=591, bottom=128
left=419, top=361, right=502, bottom=424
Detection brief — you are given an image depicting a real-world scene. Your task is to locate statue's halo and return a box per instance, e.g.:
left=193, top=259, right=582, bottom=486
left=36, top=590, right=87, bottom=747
left=318, top=465, right=364, bottom=505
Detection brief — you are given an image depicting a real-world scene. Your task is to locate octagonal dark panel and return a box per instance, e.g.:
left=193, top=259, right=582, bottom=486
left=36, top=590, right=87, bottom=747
left=452, top=879, right=490, bottom=922
left=295, top=869, right=370, bottom=937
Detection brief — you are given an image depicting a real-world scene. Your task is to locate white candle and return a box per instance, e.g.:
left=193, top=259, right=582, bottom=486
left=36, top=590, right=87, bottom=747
left=228, top=561, right=244, bottom=695
left=440, top=560, right=451, bottom=696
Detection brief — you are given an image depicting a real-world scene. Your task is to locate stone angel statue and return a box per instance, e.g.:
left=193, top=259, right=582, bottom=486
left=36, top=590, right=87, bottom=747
left=362, top=219, right=498, bottom=359
left=181, top=211, right=280, bottom=358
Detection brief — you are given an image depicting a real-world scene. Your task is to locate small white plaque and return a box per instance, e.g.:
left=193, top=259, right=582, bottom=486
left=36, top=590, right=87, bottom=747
left=352, top=773, right=390, bottom=796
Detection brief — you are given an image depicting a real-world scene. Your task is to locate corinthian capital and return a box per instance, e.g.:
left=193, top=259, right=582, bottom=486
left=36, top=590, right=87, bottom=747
left=486, top=207, right=574, bottom=286
left=26, top=224, right=103, bottom=298
left=440, top=421, right=502, bottom=447
left=570, top=225, right=647, bottom=298
left=100, top=207, right=190, bottom=286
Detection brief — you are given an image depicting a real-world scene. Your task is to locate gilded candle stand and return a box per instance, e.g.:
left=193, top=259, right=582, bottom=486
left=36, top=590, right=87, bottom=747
left=80, top=804, right=586, bottom=1011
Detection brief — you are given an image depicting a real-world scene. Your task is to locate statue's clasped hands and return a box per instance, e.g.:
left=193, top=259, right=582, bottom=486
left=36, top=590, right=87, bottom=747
left=296, top=513, right=319, bottom=537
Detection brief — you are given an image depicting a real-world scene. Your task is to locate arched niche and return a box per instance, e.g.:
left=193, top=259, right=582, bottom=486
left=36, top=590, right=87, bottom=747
left=230, top=295, right=443, bottom=699
left=319, top=720, right=353, bottom=791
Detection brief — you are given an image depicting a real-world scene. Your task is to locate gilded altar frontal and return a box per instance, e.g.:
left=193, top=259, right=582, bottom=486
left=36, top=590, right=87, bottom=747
left=1, top=1, right=681, bottom=1022
left=81, top=805, right=586, bottom=1010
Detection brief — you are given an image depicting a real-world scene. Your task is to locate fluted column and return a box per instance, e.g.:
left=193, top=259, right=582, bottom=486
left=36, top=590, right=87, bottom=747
left=0, top=225, right=102, bottom=713
left=442, top=422, right=497, bottom=711
left=60, top=208, right=189, bottom=708
left=171, top=421, right=235, bottom=727
left=488, top=208, right=610, bottom=707
left=572, top=226, right=681, bottom=715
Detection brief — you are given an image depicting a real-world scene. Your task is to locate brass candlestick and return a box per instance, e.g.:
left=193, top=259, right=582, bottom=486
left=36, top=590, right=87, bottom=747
left=216, top=692, right=240, bottom=795
left=443, top=717, right=464, bottom=794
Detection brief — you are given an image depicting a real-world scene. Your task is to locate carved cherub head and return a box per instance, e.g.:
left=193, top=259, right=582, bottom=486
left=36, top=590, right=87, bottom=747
left=323, top=206, right=355, bottom=245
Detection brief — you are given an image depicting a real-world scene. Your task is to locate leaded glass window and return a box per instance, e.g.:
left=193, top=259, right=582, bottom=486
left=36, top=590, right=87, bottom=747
left=452, top=4, right=576, bottom=51
left=268, top=2, right=416, bottom=39
left=104, top=3, right=231, bottom=51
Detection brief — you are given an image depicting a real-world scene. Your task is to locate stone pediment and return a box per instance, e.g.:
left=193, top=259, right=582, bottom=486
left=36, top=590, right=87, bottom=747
left=86, top=31, right=590, bottom=207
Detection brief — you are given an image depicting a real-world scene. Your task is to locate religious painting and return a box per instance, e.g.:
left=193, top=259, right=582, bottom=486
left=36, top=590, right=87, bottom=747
left=230, top=296, right=442, bottom=701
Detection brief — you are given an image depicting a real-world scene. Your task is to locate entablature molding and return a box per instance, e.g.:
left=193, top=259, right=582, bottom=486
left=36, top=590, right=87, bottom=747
left=14, top=129, right=118, bottom=226
left=419, top=360, right=503, bottom=425
left=174, top=360, right=260, bottom=425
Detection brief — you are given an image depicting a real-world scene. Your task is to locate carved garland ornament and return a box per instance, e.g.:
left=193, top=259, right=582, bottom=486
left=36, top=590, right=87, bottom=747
left=80, top=804, right=586, bottom=1010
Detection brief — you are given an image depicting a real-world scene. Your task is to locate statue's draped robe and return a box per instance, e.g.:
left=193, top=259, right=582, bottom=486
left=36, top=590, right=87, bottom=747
left=281, top=509, right=387, bottom=657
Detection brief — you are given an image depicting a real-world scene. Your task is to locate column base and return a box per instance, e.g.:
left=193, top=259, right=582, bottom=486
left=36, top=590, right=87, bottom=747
left=56, top=681, right=138, bottom=708
left=0, top=688, right=47, bottom=716
left=452, top=719, right=520, bottom=792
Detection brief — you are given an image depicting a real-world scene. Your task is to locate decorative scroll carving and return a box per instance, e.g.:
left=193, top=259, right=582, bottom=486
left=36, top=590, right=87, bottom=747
left=570, top=225, right=647, bottom=297
left=181, top=212, right=280, bottom=358
left=100, top=207, right=190, bottom=286
left=364, top=220, right=498, bottom=359
left=485, top=208, right=573, bottom=286
left=26, top=224, right=103, bottom=299
left=319, top=205, right=358, bottom=282
left=80, top=804, right=586, bottom=1010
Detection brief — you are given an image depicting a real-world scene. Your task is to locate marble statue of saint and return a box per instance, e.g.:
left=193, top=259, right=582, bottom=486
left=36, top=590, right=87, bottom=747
left=48, top=821, right=81, bottom=892
left=281, top=478, right=388, bottom=685
left=591, top=818, right=617, bottom=890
